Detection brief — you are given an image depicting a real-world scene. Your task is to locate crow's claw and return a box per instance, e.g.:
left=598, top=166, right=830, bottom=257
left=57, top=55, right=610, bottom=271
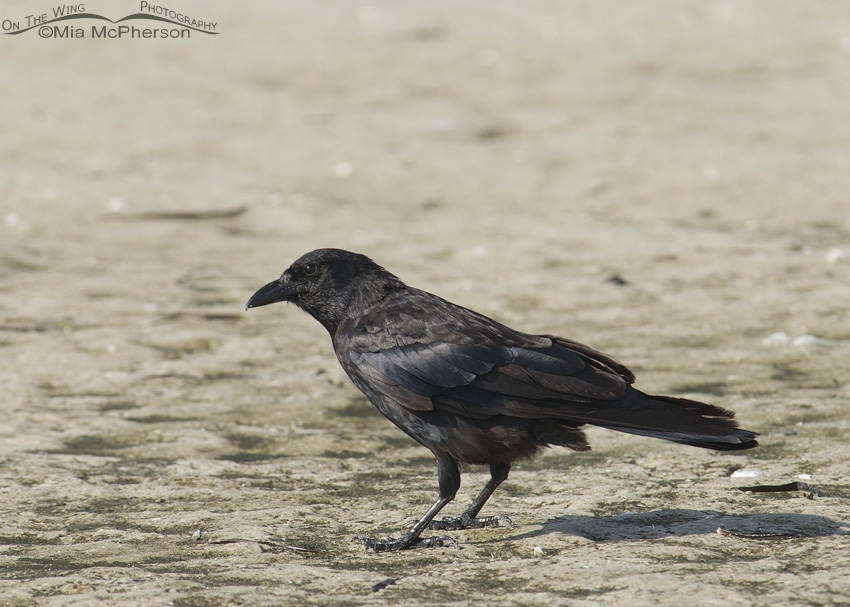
left=425, top=514, right=513, bottom=531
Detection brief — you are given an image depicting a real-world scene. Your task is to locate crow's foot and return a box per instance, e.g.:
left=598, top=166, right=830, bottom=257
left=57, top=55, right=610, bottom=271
left=425, top=514, right=512, bottom=531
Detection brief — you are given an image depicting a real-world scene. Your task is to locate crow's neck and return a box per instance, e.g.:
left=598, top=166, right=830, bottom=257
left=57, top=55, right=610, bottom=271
left=297, top=277, right=405, bottom=335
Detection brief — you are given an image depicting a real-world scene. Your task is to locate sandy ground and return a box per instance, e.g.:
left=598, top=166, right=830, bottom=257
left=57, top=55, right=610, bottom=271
left=2, top=0, right=850, bottom=605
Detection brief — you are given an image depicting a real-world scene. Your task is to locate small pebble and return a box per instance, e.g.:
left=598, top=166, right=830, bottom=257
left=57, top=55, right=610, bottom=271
left=763, top=332, right=826, bottom=347
left=762, top=332, right=790, bottom=345
left=702, top=164, right=719, bottom=182
left=332, top=161, right=353, bottom=178
left=825, top=248, right=846, bottom=264
left=107, top=197, right=127, bottom=212
left=731, top=469, right=762, bottom=479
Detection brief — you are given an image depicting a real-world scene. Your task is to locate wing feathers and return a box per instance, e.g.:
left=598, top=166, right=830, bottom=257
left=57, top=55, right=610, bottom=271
left=346, top=314, right=750, bottom=447
left=354, top=339, right=631, bottom=411
left=513, top=343, right=586, bottom=375
left=357, top=350, right=440, bottom=397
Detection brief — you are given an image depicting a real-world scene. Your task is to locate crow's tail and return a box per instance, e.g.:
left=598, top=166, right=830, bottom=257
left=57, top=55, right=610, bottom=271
left=592, top=393, right=759, bottom=451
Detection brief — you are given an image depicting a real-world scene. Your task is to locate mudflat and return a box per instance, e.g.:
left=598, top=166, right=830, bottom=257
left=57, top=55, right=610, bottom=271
left=1, top=1, right=849, bottom=605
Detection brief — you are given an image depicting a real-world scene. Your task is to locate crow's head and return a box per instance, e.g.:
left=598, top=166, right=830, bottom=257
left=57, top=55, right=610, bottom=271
left=246, top=248, right=405, bottom=333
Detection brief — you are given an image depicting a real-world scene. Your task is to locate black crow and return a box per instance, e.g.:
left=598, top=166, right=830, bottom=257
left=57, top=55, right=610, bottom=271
left=247, top=248, right=757, bottom=552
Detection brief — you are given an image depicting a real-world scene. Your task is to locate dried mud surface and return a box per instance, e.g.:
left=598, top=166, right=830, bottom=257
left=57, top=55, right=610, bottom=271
left=2, top=1, right=850, bottom=605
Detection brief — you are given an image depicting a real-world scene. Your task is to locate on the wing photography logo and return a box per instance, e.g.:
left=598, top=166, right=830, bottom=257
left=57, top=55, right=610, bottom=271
left=2, top=2, right=218, bottom=39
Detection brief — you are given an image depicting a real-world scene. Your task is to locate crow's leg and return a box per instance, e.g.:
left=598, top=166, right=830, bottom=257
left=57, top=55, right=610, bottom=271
left=427, top=463, right=512, bottom=531
left=358, top=453, right=459, bottom=552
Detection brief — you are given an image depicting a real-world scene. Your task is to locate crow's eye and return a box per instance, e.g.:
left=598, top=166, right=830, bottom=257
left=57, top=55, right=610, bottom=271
left=304, top=263, right=318, bottom=276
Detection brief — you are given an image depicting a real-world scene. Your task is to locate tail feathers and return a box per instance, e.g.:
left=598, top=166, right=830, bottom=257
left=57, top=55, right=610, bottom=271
left=602, top=424, right=759, bottom=451
left=592, top=393, right=759, bottom=452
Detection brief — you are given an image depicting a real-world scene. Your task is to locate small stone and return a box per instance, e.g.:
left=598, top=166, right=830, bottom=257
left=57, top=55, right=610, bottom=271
left=731, top=469, right=762, bottom=479
left=333, top=161, right=353, bottom=178
left=762, top=332, right=790, bottom=345
left=792, top=335, right=822, bottom=347
left=825, top=248, right=845, bottom=264
left=107, top=197, right=128, bottom=212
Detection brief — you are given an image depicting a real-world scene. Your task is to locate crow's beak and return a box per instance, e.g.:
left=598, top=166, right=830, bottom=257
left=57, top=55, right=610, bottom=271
left=246, top=276, right=306, bottom=309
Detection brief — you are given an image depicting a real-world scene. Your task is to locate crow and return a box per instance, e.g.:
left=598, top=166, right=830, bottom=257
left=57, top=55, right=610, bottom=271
left=246, top=248, right=758, bottom=552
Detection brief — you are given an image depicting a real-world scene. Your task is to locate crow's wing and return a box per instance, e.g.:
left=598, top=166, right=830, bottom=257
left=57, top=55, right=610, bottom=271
left=341, top=289, right=636, bottom=418
left=339, top=289, right=753, bottom=450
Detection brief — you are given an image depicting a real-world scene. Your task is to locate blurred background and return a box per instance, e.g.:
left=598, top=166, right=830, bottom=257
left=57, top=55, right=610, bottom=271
left=1, top=1, right=849, bottom=604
